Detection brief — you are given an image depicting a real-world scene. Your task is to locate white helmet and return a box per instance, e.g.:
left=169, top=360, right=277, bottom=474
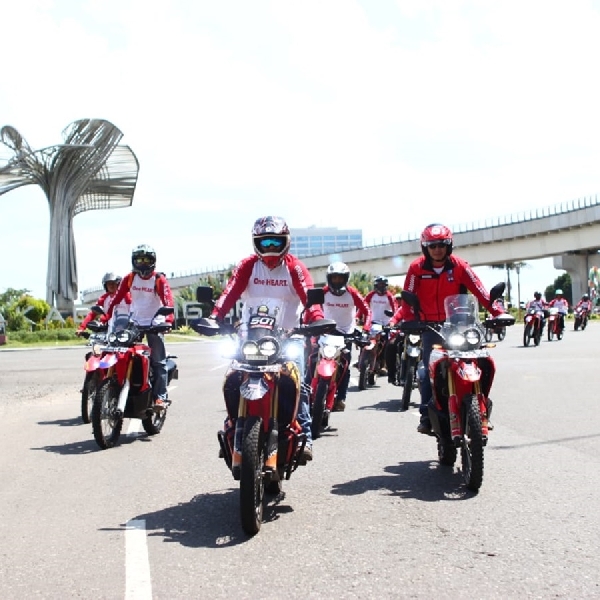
left=326, top=262, right=350, bottom=296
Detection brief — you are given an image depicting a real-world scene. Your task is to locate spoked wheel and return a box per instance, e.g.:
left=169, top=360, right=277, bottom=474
left=484, top=328, right=493, bottom=343
left=460, top=394, right=484, bottom=492
left=240, top=416, right=265, bottom=536
left=358, top=354, right=369, bottom=391
left=311, top=378, right=328, bottom=439
left=547, top=324, right=554, bottom=341
left=523, top=324, right=532, bottom=347
left=401, top=362, right=416, bottom=411
left=557, top=326, right=564, bottom=340
left=81, top=372, right=100, bottom=424
left=497, top=327, right=506, bottom=341
left=142, top=403, right=168, bottom=435
left=91, top=379, right=124, bottom=449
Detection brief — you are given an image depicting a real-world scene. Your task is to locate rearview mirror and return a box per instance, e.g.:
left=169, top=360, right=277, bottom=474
left=306, top=287, right=325, bottom=308
left=196, top=286, right=215, bottom=304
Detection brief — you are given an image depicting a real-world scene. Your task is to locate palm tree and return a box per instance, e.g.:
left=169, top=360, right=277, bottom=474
left=490, top=262, right=528, bottom=306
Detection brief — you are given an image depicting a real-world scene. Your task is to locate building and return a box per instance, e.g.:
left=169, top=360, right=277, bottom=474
left=290, top=226, right=363, bottom=258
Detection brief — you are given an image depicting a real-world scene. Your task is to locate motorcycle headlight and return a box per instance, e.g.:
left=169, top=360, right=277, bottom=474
left=408, top=334, right=420, bottom=344
left=464, top=328, right=481, bottom=347
left=448, top=333, right=466, bottom=349
left=108, top=332, right=117, bottom=344
left=242, top=341, right=259, bottom=357
left=220, top=338, right=237, bottom=358
left=116, top=330, right=132, bottom=344
left=322, top=345, right=337, bottom=359
left=259, top=339, right=278, bottom=357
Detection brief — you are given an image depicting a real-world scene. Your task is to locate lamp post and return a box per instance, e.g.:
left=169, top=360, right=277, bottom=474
left=516, top=264, right=522, bottom=321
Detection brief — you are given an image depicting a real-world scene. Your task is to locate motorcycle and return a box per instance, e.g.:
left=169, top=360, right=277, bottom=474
left=308, top=326, right=362, bottom=438
left=547, top=307, right=564, bottom=341
left=85, top=306, right=178, bottom=449
left=79, top=325, right=108, bottom=424
left=483, top=312, right=506, bottom=342
left=574, top=305, right=589, bottom=331
left=400, top=283, right=515, bottom=492
left=355, top=322, right=388, bottom=390
left=396, top=327, right=422, bottom=412
left=193, top=286, right=336, bottom=536
left=522, top=307, right=544, bottom=347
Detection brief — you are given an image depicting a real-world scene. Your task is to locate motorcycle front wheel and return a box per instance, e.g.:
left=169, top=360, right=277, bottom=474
left=574, top=317, right=581, bottom=331
left=523, top=324, right=532, bottom=347
left=484, top=328, right=492, bottom=343
left=401, top=360, right=416, bottom=411
left=142, top=404, right=167, bottom=435
left=534, top=324, right=541, bottom=346
left=582, top=317, right=588, bottom=330
left=311, top=378, right=328, bottom=439
left=547, top=324, right=554, bottom=341
left=240, top=416, right=265, bottom=536
left=497, top=327, right=506, bottom=341
left=358, top=352, right=369, bottom=391
left=81, top=372, right=100, bottom=424
left=92, top=379, right=124, bottom=449
left=461, top=394, right=484, bottom=492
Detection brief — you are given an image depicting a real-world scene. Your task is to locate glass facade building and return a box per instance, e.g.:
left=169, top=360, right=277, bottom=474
left=290, top=226, right=363, bottom=258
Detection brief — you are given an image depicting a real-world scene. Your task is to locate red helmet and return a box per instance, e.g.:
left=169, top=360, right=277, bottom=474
left=252, top=216, right=291, bottom=269
left=420, top=223, right=453, bottom=257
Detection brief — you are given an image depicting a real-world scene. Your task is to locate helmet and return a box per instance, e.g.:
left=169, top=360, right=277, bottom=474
left=555, top=289, right=563, bottom=296
left=420, top=223, right=453, bottom=257
left=534, top=291, right=542, bottom=300
left=252, top=216, right=290, bottom=269
left=326, top=262, right=350, bottom=296
left=101, top=272, right=122, bottom=292
left=374, top=276, right=388, bottom=294
left=132, top=244, right=156, bottom=278
left=583, top=294, right=589, bottom=300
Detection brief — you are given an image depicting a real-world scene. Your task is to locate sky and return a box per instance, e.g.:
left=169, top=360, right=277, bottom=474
left=2, top=0, right=600, bottom=305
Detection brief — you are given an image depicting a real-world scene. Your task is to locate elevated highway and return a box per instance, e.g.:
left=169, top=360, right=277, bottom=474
left=81, top=196, right=600, bottom=304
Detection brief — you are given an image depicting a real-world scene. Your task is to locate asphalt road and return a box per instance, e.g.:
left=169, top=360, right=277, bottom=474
left=0, top=323, right=599, bottom=599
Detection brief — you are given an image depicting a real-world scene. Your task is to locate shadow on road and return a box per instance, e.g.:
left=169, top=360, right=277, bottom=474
left=122, top=488, right=294, bottom=546
left=331, top=460, right=476, bottom=501
left=490, top=432, right=600, bottom=451
left=357, top=399, right=403, bottom=412
left=37, top=417, right=82, bottom=427
left=31, top=433, right=146, bottom=455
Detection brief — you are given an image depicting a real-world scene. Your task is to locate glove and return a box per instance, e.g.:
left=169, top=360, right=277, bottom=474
left=76, top=329, right=85, bottom=337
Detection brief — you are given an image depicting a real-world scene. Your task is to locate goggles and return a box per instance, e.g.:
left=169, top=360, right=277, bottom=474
left=257, top=237, right=284, bottom=250
left=134, top=256, right=154, bottom=265
left=424, top=241, right=450, bottom=249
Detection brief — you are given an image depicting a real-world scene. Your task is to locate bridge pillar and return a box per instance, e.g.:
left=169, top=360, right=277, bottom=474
left=553, top=253, right=597, bottom=301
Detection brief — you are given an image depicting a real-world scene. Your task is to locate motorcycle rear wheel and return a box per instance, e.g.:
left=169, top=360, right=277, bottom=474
left=497, top=327, right=506, bottom=341
left=240, top=416, right=265, bottom=536
left=484, top=328, right=492, bottom=343
left=311, top=378, right=328, bottom=439
left=92, top=379, right=124, bottom=449
left=142, top=405, right=167, bottom=435
left=81, top=372, right=99, bottom=424
left=523, top=324, right=532, bottom=347
left=461, top=394, right=484, bottom=492
left=438, top=440, right=457, bottom=466
left=401, top=362, right=415, bottom=411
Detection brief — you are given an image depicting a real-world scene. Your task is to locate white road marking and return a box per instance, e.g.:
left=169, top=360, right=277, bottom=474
left=125, top=519, right=152, bottom=600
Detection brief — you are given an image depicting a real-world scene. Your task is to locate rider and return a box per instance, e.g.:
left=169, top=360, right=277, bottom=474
left=206, top=216, right=326, bottom=463
left=364, top=276, right=397, bottom=377
left=102, top=245, right=175, bottom=409
left=548, top=289, right=569, bottom=332
left=77, top=272, right=131, bottom=335
left=575, top=293, right=592, bottom=313
left=526, top=291, right=547, bottom=334
left=318, top=261, right=372, bottom=412
left=401, top=223, right=508, bottom=435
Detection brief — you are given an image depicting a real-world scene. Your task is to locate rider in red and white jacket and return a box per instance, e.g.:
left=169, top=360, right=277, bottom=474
left=103, top=245, right=175, bottom=409
left=77, top=272, right=131, bottom=335
left=364, top=276, right=397, bottom=326
left=208, top=216, right=325, bottom=463
left=318, top=262, right=371, bottom=412
left=548, top=289, right=569, bottom=331
left=402, top=223, right=507, bottom=435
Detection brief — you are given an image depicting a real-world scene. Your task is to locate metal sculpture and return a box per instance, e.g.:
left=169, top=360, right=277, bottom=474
left=0, top=119, right=139, bottom=312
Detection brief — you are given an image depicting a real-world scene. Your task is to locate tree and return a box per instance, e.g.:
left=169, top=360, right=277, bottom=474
left=348, top=270, right=372, bottom=296
left=490, top=262, right=528, bottom=306
left=545, top=273, right=572, bottom=304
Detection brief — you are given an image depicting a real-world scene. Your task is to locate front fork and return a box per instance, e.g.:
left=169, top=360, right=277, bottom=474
left=447, top=366, right=489, bottom=445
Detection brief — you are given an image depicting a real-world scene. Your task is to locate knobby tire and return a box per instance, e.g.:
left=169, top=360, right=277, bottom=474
left=91, top=379, right=123, bottom=449
left=311, top=378, right=328, bottom=439
left=240, top=416, right=265, bottom=536
left=461, top=394, right=484, bottom=492
left=401, top=362, right=415, bottom=411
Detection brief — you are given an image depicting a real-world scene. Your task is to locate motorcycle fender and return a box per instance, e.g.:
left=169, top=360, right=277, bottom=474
left=317, top=358, right=336, bottom=378
left=455, top=360, right=481, bottom=382
left=240, top=375, right=269, bottom=400
left=85, top=356, right=103, bottom=372
left=98, top=354, right=118, bottom=369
